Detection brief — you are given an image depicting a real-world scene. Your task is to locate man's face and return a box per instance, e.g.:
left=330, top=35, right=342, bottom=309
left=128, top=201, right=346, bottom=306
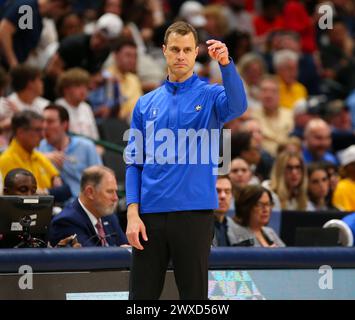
left=216, top=178, right=233, bottom=214
left=260, top=79, right=279, bottom=112
left=5, top=174, right=37, bottom=196
left=114, top=45, right=137, bottom=73
left=43, top=109, right=67, bottom=145
left=93, top=173, right=119, bottom=217
left=18, top=119, right=44, bottom=151
left=306, top=126, right=331, bottom=158
left=163, top=32, right=198, bottom=82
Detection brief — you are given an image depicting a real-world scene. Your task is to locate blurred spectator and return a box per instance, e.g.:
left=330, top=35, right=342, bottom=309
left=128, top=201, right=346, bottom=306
left=229, top=157, right=259, bottom=193
left=46, top=13, right=123, bottom=78
left=253, top=0, right=284, bottom=50
left=212, top=175, right=240, bottom=246
left=5, top=65, right=49, bottom=116
left=38, top=105, right=102, bottom=201
left=277, top=136, right=302, bottom=155
left=239, top=118, right=274, bottom=176
left=231, top=130, right=271, bottom=181
left=322, top=99, right=352, bottom=132
left=103, top=0, right=122, bottom=16
left=264, top=31, right=321, bottom=95
left=237, top=53, right=266, bottom=110
left=87, top=70, right=120, bottom=120
left=203, top=4, right=229, bottom=40
left=224, top=107, right=252, bottom=135
left=233, top=185, right=285, bottom=247
left=333, top=145, right=355, bottom=211
left=303, top=118, right=338, bottom=165
left=0, top=0, right=70, bottom=68
left=224, top=0, right=255, bottom=35
left=0, top=111, right=61, bottom=192
left=307, top=162, right=338, bottom=211
left=252, top=75, right=294, bottom=156
left=282, top=0, right=317, bottom=53
left=320, top=17, right=355, bottom=94
left=323, top=161, right=340, bottom=198
left=269, top=151, right=311, bottom=210
left=56, top=12, right=84, bottom=42
left=106, top=38, right=143, bottom=123
left=179, top=1, right=207, bottom=29
left=273, top=49, right=308, bottom=110
left=56, top=68, right=99, bottom=140
left=224, top=30, right=252, bottom=63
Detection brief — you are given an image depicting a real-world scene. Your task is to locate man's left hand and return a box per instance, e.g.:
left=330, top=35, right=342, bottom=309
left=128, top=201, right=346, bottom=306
left=206, top=40, right=230, bottom=66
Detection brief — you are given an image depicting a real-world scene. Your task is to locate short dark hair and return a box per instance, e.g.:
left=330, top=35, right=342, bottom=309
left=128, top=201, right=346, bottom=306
left=4, top=168, right=36, bottom=190
left=11, top=110, right=43, bottom=133
left=44, top=104, right=70, bottom=123
left=234, top=185, right=273, bottom=226
left=80, top=166, right=115, bottom=192
left=164, top=21, right=198, bottom=46
left=112, top=37, right=137, bottom=52
left=10, top=65, right=41, bottom=92
left=231, top=131, right=253, bottom=159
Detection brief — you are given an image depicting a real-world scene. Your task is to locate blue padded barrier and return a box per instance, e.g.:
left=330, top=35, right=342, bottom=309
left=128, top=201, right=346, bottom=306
left=1, top=247, right=355, bottom=273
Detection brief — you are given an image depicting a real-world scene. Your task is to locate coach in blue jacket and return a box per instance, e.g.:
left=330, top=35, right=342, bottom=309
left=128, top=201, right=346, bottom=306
left=125, top=21, right=247, bottom=300
left=49, top=165, right=128, bottom=247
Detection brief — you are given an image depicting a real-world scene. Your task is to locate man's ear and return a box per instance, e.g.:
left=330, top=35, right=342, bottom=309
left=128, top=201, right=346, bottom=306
left=162, top=44, right=167, bottom=56
left=85, top=185, right=95, bottom=200
left=195, top=46, right=199, bottom=58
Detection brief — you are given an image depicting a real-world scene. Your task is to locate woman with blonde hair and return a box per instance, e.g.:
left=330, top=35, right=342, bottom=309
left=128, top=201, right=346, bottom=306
left=269, top=151, right=311, bottom=211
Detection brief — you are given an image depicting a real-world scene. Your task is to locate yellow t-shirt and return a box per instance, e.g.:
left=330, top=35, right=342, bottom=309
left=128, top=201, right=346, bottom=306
left=332, top=178, right=355, bottom=211
left=0, top=139, right=59, bottom=190
left=279, top=79, right=308, bottom=110
left=106, top=66, right=143, bottom=121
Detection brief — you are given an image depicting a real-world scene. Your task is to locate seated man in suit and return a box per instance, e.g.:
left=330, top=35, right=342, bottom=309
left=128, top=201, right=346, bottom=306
left=212, top=175, right=241, bottom=247
left=49, top=165, right=128, bottom=247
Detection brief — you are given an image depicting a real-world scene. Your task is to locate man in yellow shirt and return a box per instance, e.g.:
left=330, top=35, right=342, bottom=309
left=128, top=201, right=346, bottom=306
left=274, top=49, right=308, bottom=110
left=0, top=110, right=60, bottom=191
left=106, top=38, right=143, bottom=123
left=333, top=145, right=355, bottom=211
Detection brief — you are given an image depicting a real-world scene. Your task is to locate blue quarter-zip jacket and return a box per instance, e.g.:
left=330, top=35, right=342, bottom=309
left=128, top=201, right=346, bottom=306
left=126, top=61, right=247, bottom=213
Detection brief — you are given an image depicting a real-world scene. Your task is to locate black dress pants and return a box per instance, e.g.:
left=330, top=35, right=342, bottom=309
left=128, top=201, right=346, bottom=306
left=129, top=210, right=214, bottom=300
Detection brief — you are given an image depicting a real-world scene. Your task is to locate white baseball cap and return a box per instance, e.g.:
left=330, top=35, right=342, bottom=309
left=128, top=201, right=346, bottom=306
left=95, top=13, right=123, bottom=39
left=179, top=1, right=207, bottom=28
left=339, top=145, right=355, bottom=166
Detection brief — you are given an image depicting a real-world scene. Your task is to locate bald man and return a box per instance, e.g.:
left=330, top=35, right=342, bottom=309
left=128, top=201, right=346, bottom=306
left=49, top=165, right=128, bottom=247
left=303, top=118, right=338, bottom=165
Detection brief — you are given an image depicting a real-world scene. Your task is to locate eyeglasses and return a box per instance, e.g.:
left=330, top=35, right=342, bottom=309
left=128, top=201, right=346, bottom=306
left=286, top=165, right=302, bottom=172
left=255, top=201, right=273, bottom=210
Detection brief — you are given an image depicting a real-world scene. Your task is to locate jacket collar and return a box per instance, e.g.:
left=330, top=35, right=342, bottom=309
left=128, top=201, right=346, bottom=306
left=164, top=73, right=199, bottom=93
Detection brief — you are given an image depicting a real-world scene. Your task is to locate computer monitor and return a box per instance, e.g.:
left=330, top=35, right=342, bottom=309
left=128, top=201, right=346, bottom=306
left=280, top=210, right=349, bottom=246
left=0, top=195, right=54, bottom=248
